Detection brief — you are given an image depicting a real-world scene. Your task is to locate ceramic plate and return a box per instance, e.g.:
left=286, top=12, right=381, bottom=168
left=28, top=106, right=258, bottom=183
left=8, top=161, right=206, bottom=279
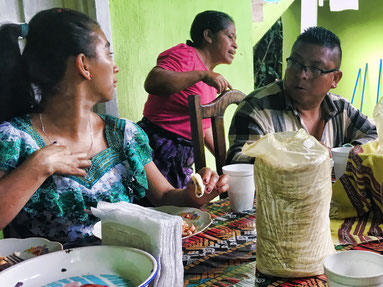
left=0, top=245, right=158, bottom=287
left=92, top=206, right=212, bottom=240
left=152, top=206, right=212, bottom=239
left=0, top=237, right=63, bottom=261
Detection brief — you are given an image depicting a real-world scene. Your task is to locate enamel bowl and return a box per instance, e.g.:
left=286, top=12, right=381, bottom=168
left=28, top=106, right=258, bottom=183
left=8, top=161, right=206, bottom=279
left=0, top=245, right=158, bottom=287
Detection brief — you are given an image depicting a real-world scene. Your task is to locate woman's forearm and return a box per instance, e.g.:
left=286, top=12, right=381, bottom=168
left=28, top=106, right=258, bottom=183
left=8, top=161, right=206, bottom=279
left=144, top=162, right=224, bottom=208
left=0, top=153, right=51, bottom=229
left=0, top=142, right=97, bottom=229
left=144, top=67, right=207, bottom=96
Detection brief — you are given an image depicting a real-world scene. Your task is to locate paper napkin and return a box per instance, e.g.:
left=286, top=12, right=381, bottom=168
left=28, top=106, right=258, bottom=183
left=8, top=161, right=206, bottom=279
left=91, top=201, right=183, bottom=287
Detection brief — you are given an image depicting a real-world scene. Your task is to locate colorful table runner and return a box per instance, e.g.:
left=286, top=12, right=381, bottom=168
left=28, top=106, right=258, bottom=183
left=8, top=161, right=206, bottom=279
left=183, top=199, right=256, bottom=286
left=331, top=141, right=383, bottom=245
left=183, top=198, right=383, bottom=286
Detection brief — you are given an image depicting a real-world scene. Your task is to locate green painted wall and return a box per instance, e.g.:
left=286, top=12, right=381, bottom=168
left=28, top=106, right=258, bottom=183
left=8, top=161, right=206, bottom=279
left=318, top=0, right=383, bottom=117
left=252, top=0, right=295, bottom=44
left=109, top=0, right=254, bottom=122
left=109, top=0, right=254, bottom=170
left=282, top=0, right=383, bottom=118
left=281, top=0, right=300, bottom=74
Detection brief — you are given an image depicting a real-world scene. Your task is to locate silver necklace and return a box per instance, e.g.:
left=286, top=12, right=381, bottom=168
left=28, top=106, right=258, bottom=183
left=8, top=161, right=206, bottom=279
left=39, top=113, right=53, bottom=144
left=39, top=113, right=94, bottom=157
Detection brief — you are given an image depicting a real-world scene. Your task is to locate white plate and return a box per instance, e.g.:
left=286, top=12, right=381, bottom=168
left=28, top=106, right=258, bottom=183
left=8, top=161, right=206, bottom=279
left=0, top=237, right=63, bottom=261
left=92, top=206, right=212, bottom=240
left=153, top=206, right=213, bottom=239
left=0, top=245, right=158, bottom=286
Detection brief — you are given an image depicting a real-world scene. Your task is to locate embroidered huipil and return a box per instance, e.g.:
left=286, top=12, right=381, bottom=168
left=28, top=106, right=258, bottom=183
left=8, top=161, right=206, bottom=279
left=0, top=114, right=152, bottom=244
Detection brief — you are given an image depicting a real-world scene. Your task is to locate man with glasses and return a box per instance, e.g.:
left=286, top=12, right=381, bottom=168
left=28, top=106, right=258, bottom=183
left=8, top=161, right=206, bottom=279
left=226, top=27, right=377, bottom=164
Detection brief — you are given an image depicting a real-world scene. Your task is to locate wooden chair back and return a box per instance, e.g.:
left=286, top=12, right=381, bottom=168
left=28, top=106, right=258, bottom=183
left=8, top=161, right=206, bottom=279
left=188, top=89, right=246, bottom=175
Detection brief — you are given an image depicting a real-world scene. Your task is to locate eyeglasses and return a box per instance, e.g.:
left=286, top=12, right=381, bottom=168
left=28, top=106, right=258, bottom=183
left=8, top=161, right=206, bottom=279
left=286, top=57, right=338, bottom=78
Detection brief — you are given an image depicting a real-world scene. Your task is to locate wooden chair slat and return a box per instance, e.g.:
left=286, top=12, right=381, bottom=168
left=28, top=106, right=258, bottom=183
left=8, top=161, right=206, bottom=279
left=188, top=90, right=246, bottom=198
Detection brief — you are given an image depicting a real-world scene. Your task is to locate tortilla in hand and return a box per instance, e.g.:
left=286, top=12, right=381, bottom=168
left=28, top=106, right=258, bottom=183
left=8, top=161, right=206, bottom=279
left=191, top=173, right=205, bottom=198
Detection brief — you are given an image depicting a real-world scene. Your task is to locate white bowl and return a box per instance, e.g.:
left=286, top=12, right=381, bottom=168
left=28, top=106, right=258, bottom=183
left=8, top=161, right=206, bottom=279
left=324, top=250, right=383, bottom=286
left=0, top=245, right=158, bottom=286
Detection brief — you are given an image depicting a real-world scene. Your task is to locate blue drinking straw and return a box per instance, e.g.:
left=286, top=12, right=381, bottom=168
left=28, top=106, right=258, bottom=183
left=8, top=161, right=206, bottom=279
left=351, top=68, right=361, bottom=105
left=360, top=63, right=368, bottom=112
left=377, top=59, right=382, bottom=104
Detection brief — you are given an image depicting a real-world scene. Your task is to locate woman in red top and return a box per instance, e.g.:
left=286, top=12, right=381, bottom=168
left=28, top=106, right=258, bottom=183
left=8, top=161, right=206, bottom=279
left=138, top=10, right=237, bottom=189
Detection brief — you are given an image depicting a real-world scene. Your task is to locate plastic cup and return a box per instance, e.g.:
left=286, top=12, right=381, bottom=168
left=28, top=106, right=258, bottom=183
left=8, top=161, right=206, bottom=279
left=222, top=164, right=255, bottom=212
left=331, top=146, right=353, bottom=180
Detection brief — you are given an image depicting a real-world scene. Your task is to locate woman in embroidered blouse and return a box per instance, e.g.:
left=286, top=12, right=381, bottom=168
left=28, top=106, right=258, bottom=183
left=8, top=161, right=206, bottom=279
left=0, top=8, right=228, bottom=247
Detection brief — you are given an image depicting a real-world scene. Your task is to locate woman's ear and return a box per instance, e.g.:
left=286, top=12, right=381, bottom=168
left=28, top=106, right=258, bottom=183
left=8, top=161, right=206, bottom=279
left=203, top=29, right=213, bottom=44
left=76, top=53, right=92, bottom=80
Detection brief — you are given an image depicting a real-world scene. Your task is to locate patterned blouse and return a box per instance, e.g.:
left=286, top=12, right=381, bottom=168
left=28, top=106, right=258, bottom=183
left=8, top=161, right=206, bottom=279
left=0, top=114, right=152, bottom=244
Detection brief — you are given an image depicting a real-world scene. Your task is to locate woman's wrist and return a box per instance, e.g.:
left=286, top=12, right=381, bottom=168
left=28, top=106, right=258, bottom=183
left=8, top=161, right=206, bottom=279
left=26, top=150, right=55, bottom=178
left=199, top=70, right=209, bottom=82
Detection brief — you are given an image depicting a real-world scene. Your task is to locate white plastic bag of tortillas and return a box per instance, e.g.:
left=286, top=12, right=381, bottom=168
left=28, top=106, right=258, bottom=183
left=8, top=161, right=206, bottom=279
left=373, top=96, right=383, bottom=153
left=242, top=129, right=335, bottom=278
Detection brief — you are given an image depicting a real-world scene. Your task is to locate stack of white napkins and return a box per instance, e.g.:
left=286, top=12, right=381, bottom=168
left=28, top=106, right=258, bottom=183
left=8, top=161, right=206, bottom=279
left=91, top=201, right=183, bottom=287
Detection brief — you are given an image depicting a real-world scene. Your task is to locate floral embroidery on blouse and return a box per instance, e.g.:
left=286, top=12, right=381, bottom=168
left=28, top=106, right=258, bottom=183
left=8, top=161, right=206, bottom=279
left=0, top=114, right=152, bottom=243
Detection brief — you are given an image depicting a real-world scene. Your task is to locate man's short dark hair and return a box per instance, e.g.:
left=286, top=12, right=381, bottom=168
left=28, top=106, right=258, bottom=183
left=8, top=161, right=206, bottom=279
left=295, top=26, right=342, bottom=66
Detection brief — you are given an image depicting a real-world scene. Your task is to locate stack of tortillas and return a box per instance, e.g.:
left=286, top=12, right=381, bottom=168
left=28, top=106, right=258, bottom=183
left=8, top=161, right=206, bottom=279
left=243, top=129, right=335, bottom=277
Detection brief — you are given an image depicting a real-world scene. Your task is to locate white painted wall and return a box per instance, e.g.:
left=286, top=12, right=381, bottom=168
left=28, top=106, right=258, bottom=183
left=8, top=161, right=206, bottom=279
left=0, top=0, right=118, bottom=116
left=301, top=0, right=318, bottom=32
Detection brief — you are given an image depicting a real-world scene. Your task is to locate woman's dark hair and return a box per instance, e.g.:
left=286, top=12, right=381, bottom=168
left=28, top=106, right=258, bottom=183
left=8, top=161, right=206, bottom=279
left=187, top=10, right=234, bottom=48
left=0, top=8, right=99, bottom=122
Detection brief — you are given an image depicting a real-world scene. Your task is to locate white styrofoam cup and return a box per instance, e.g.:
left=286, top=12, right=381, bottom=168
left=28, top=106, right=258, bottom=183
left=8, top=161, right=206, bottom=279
left=222, top=164, right=255, bottom=212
